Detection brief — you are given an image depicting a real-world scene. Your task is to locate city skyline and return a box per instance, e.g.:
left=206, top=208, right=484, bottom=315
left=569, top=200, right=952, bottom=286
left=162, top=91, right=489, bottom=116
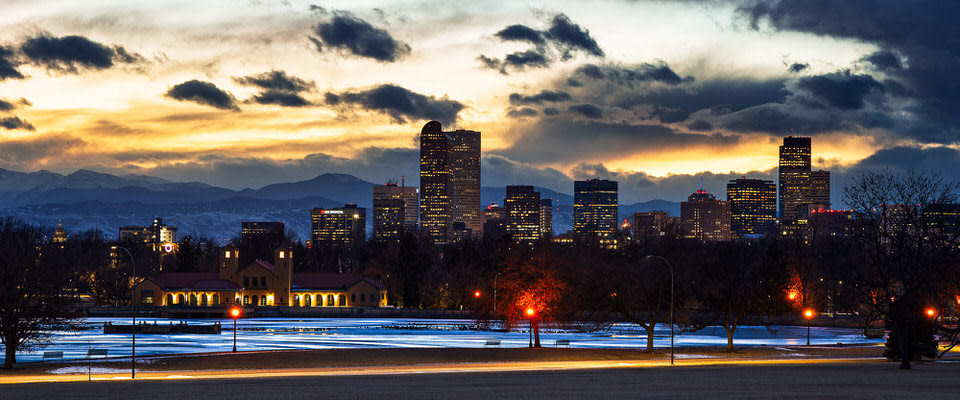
left=1, top=1, right=958, bottom=208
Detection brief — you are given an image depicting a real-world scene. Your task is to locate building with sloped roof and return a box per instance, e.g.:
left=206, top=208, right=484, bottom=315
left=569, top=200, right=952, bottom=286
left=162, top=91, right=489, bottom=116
left=134, top=245, right=387, bottom=308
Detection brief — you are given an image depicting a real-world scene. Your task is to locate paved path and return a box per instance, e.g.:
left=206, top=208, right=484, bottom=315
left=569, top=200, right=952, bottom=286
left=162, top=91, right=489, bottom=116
left=2, top=358, right=958, bottom=399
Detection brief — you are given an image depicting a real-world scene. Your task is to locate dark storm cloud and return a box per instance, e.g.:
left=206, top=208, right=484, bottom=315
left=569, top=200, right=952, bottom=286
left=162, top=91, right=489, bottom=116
left=250, top=90, right=311, bottom=107
left=861, top=50, right=903, bottom=70
left=545, top=14, right=604, bottom=59
left=506, top=107, right=538, bottom=118
left=0, top=45, right=24, bottom=80
left=0, top=98, right=25, bottom=112
left=574, top=62, right=693, bottom=86
left=787, top=62, right=808, bottom=73
left=234, top=70, right=315, bottom=93
left=508, top=90, right=572, bottom=105
left=795, top=70, right=885, bottom=110
left=0, top=134, right=85, bottom=165
left=164, top=80, right=240, bottom=111
left=480, top=13, right=603, bottom=74
left=495, top=24, right=546, bottom=45
left=568, top=104, right=603, bottom=119
left=327, top=84, right=464, bottom=125
left=543, top=107, right=560, bottom=116
left=686, top=120, right=713, bottom=131
left=19, top=34, right=142, bottom=73
left=496, top=117, right=738, bottom=164
left=310, top=11, right=411, bottom=62
left=0, top=116, right=34, bottom=131
left=740, top=0, right=960, bottom=142
left=603, top=78, right=790, bottom=123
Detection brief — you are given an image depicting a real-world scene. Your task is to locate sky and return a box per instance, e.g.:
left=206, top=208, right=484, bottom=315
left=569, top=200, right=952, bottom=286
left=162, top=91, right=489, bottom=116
left=1, top=0, right=958, bottom=205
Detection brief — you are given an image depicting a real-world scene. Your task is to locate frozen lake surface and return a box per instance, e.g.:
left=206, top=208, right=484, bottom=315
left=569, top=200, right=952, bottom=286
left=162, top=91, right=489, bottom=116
left=15, top=318, right=882, bottom=362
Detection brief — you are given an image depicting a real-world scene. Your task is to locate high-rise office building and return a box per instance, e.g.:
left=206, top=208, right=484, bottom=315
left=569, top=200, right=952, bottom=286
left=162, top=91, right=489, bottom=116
left=573, top=179, right=618, bottom=240
left=119, top=217, right=177, bottom=245
left=540, top=198, right=553, bottom=237
left=241, top=221, right=285, bottom=242
left=681, top=183, right=731, bottom=241
left=373, top=181, right=418, bottom=232
left=727, top=177, right=776, bottom=238
left=448, top=129, right=482, bottom=238
left=372, top=198, right=405, bottom=241
left=420, top=121, right=452, bottom=243
left=504, top=185, right=541, bottom=243
left=778, top=136, right=831, bottom=222
left=482, top=202, right=508, bottom=240
left=633, top=211, right=673, bottom=238
left=310, top=204, right=366, bottom=247
left=419, top=121, right=481, bottom=244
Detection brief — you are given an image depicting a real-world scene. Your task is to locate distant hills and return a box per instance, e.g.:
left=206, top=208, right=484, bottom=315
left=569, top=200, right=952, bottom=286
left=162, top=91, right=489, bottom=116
left=0, top=168, right=679, bottom=241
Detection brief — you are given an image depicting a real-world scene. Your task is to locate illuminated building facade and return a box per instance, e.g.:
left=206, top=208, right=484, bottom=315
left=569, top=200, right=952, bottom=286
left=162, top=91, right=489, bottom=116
left=241, top=221, right=285, bottom=242
left=504, top=185, right=541, bottom=243
left=373, top=198, right=405, bottom=241
left=448, top=129, right=482, bottom=238
left=482, top=202, right=508, bottom=240
left=540, top=198, right=553, bottom=237
left=727, top=177, right=776, bottom=238
left=779, top=137, right=831, bottom=222
left=310, top=204, right=366, bottom=247
left=373, top=181, right=419, bottom=231
left=681, top=184, right=731, bottom=241
left=134, top=246, right=387, bottom=308
left=573, top=179, right=619, bottom=240
left=119, top=217, right=177, bottom=251
left=419, top=121, right=482, bottom=244
left=53, top=220, right=68, bottom=243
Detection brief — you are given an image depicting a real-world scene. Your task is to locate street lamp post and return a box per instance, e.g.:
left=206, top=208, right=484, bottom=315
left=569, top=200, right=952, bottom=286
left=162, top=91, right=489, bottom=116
left=644, top=255, right=675, bottom=366
left=113, top=246, right=136, bottom=379
left=230, top=306, right=242, bottom=352
left=526, top=308, right=535, bottom=348
left=804, top=309, right=815, bottom=345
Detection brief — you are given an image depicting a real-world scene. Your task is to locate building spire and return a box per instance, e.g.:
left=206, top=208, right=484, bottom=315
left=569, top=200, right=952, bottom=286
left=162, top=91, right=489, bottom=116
left=699, top=176, right=703, bottom=191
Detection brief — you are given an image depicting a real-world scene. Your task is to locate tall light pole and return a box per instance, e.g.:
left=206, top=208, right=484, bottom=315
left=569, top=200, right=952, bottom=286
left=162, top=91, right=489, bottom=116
left=230, top=306, right=241, bottom=352
left=493, top=271, right=501, bottom=312
left=113, top=246, right=136, bottom=379
left=804, top=309, right=815, bottom=346
left=644, top=255, right=675, bottom=366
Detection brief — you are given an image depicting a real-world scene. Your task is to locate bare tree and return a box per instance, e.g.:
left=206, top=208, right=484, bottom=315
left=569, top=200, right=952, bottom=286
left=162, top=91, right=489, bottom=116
left=842, top=169, right=960, bottom=369
left=0, top=218, right=80, bottom=369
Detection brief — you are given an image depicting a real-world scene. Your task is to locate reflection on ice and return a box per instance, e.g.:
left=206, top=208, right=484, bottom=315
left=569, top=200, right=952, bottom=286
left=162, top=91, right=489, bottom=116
left=15, top=318, right=883, bottom=362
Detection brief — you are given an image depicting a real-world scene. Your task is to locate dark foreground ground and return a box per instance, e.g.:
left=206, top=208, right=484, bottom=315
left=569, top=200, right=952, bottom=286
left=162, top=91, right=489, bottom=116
left=1, top=360, right=959, bottom=399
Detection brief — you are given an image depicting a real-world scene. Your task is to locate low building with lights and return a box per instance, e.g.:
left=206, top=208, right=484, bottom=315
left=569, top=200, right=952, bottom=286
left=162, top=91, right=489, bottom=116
left=134, top=245, right=387, bottom=308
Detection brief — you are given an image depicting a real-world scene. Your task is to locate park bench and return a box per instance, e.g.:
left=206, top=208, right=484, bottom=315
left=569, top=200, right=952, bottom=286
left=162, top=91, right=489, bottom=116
left=42, top=351, right=63, bottom=361
left=484, top=339, right=501, bottom=347
left=87, top=348, right=108, bottom=358
left=554, top=339, right=571, bottom=348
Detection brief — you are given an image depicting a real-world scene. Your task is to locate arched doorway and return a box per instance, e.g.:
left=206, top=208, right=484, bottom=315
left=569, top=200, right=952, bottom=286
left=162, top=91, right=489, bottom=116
left=177, top=294, right=185, bottom=305
left=293, top=294, right=300, bottom=307
left=201, top=294, right=208, bottom=306
left=190, top=294, right=197, bottom=306
left=252, top=295, right=258, bottom=306
left=213, top=294, right=220, bottom=305
left=304, top=295, right=312, bottom=307
left=166, top=294, right=173, bottom=306
left=315, top=294, right=322, bottom=307
left=327, top=294, right=334, bottom=307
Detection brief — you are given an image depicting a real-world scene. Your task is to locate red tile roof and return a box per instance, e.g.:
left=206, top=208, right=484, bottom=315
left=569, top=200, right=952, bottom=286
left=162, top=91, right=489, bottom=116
left=291, top=273, right=386, bottom=291
left=141, top=272, right=241, bottom=291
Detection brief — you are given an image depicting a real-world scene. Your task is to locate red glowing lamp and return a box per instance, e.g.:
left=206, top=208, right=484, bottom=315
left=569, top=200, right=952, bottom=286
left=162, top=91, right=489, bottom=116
left=803, top=309, right=815, bottom=319
left=230, top=306, right=241, bottom=319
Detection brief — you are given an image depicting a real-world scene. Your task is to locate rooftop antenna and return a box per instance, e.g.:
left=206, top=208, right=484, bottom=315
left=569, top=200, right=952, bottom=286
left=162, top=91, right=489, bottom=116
left=699, top=177, right=703, bottom=191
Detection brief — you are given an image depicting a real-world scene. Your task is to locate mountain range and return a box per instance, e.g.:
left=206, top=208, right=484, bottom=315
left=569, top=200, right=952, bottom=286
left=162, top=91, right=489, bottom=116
left=0, top=168, right=679, bottom=241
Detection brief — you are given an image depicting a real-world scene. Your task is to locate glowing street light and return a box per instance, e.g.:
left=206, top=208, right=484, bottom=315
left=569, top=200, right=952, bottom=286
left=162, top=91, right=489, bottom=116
left=804, top=308, right=815, bottom=346
left=925, top=308, right=936, bottom=318
left=474, top=290, right=481, bottom=298
left=526, top=308, right=536, bottom=348
left=788, top=291, right=798, bottom=301
left=230, top=306, right=242, bottom=352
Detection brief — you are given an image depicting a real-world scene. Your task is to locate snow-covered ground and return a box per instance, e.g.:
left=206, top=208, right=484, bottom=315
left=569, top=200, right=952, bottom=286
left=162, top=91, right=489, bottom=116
left=13, top=318, right=881, bottom=363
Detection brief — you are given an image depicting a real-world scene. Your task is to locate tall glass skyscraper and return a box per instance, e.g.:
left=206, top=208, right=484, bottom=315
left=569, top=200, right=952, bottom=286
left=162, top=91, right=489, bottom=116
left=727, top=177, right=776, bottom=238
left=778, top=136, right=831, bottom=222
left=419, top=121, right=481, bottom=244
left=573, top=179, right=618, bottom=240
